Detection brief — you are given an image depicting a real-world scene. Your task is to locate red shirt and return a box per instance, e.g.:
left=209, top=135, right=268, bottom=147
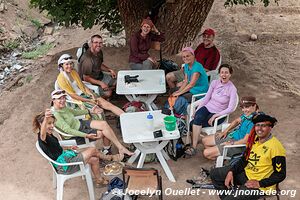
left=129, top=31, right=165, bottom=63
left=194, top=43, right=220, bottom=71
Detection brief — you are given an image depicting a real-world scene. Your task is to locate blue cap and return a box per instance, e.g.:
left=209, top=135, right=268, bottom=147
left=147, top=113, right=153, bottom=119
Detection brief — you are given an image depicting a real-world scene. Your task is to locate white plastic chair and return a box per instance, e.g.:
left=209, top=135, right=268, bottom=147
left=215, top=144, right=246, bottom=168
left=35, top=141, right=95, bottom=200
left=53, top=126, right=96, bottom=149
left=215, top=123, right=246, bottom=167
left=206, top=55, right=222, bottom=84
left=186, top=93, right=239, bottom=143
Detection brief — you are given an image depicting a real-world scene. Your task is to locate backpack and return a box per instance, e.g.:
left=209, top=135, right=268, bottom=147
left=159, top=59, right=180, bottom=74
left=122, top=101, right=147, bottom=112
left=76, top=42, right=89, bottom=62
left=164, top=137, right=185, bottom=161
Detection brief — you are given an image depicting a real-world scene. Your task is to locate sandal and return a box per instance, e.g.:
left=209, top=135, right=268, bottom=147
left=184, top=146, right=197, bottom=156
left=95, top=177, right=109, bottom=188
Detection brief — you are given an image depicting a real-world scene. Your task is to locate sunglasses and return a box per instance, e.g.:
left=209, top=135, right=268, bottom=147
left=53, top=90, right=66, bottom=95
left=63, top=56, right=72, bottom=60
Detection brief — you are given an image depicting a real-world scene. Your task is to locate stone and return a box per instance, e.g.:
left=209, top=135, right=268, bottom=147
left=43, top=26, right=54, bottom=35
left=0, top=3, right=5, bottom=12
left=12, top=64, right=23, bottom=71
left=21, top=25, right=39, bottom=39
left=12, top=52, right=22, bottom=57
left=43, top=35, right=56, bottom=44
left=250, top=34, right=258, bottom=41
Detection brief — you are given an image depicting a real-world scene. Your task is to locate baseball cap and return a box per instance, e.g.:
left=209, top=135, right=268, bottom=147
left=202, top=28, right=215, bottom=36
left=181, top=47, right=194, bottom=55
left=51, top=90, right=67, bottom=99
left=57, top=54, right=73, bottom=65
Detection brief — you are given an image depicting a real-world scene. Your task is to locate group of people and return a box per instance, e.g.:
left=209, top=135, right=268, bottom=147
left=33, top=17, right=286, bottom=198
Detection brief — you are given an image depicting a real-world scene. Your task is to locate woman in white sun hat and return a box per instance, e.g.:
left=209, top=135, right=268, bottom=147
left=56, top=53, right=124, bottom=116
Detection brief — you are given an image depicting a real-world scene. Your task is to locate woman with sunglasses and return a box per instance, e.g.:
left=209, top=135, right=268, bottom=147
left=201, top=96, right=259, bottom=160
left=185, top=64, right=238, bottom=156
left=56, top=54, right=124, bottom=116
left=50, top=89, right=133, bottom=157
left=33, top=109, right=126, bottom=187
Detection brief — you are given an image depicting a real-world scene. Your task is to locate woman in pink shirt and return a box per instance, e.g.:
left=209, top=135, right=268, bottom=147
left=185, top=64, right=238, bottom=156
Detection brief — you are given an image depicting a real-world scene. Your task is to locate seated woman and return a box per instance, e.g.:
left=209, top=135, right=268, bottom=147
left=129, top=18, right=165, bottom=70
left=51, top=89, right=133, bottom=157
left=185, top=64, right=238, bottom=156
left=168, top=47, right=209, bottom=116
left=33, top=109, right=124, bottom=187
left=56, top=53, right=124, bottom=116
left=202, top=96, right=259, bottom=160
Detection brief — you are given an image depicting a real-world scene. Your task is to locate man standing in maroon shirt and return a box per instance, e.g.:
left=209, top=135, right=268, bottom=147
left=166, top=28, right=220, bottom=89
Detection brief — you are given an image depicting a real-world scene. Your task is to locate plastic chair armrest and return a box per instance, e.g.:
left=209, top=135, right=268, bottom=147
left=191, top=93, right=206, bottom=104
left=59, top=140, right=77, bottom=147
left=212, top=114, right=228, bottom=131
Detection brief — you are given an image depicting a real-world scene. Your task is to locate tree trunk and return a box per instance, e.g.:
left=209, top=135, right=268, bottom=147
left=118, top=0, right=214, bottom=55
left=117, top=0, right=149, bottom=41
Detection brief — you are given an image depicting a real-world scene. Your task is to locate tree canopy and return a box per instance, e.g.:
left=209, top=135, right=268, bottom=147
left=30, top=0, right=278, bottom=54
left=31, top=0, right=277, bottom=34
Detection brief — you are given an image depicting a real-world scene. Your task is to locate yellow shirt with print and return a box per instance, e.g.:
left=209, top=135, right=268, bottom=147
left=245, top=136, right=286, bottom=191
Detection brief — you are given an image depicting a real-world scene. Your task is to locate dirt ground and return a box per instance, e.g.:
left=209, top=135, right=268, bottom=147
left=0, top=1, right=299, bottom=200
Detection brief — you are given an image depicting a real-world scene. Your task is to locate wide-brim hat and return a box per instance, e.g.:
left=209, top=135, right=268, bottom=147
left=240, top=96, right=256, bottom=107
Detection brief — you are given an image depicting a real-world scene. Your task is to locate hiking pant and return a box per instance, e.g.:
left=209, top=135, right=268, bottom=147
left=210, top=166, right=263, bottom=200
left=129, top=60, right=154, bottom=70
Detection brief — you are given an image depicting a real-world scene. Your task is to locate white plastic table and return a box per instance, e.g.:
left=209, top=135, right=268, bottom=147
left=116, top=70, right=166, bottom=110
left=120, top=110, right=180, bottom=182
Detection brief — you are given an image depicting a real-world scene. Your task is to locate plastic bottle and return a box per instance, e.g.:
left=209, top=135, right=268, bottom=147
left=146, top=113, right=154, bottom=131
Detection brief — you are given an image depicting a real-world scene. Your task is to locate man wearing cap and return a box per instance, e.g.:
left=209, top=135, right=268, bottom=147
left=50, top=89, right=133, bottom=156
left=210, top=113, right=286, bottom=200
left=129, top=18, right=165, bottom=70
left=166, top=28, right=220, bottom=89
left=78, top=34, right=116, bottom=99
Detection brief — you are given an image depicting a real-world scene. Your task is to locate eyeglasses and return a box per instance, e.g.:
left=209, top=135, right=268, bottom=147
left=63, top=56, right=72, bottom=60
left=255, top=123, right=271, bottom=128
left=92, top=41, right=103, bottom=44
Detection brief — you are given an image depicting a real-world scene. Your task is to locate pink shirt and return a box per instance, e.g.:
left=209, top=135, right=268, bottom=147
left=195, top=80, right=237, bottom=117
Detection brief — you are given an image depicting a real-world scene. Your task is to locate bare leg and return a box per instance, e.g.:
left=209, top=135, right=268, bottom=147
left=203, top=146, right=220, bottom=160
left=96, top=97, right=124, bottom=116
left=202, top=135, right=216, bottom=148
left=192, top=124, right=202, bottom=149
left=101, top=90, right=113, bottom=100
left=81, top=148, right=101, bottom=179
left=90, top=120, right=133, bottom=156
left=166, top=72, right=177, bottom=89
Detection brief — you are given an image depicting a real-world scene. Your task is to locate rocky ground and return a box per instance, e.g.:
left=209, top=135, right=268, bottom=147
left=0, top=0, right=299, bottom=199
